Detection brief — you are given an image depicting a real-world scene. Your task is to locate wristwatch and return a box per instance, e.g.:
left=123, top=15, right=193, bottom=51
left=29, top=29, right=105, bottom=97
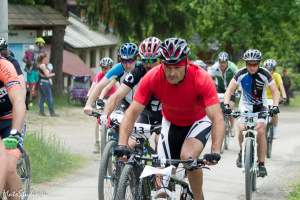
left=10, top=129, right=19, bottom=135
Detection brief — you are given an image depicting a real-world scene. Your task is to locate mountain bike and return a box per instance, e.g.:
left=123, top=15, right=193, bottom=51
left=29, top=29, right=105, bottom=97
left=232, top=111, right=269, bottom=200
left=115, top=133, right=207, bottom=200
left=92, top=109, right=160, bottom=200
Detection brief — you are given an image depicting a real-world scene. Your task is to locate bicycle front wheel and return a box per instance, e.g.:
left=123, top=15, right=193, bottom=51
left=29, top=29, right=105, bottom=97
left=266, top=123, right=274, bottom=159
left=244, top=138, right=255, bottom=200
left=98, top=140, right=118, bottom=200
left=115, top=164, right=141, bottom=200
left=100, top=124, right=107, bottom=155
left=14, top=149, right=31, bottom=200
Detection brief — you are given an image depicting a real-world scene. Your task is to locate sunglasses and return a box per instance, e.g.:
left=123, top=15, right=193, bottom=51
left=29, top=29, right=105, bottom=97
left=142, top=58, right=158, bottom=64
left=246, top=62, right=259, bottom=67
left=121, top=59, right=135, bottom=64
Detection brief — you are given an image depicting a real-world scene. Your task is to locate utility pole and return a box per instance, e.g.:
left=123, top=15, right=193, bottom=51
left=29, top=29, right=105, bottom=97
left=0, top=0, right=8, bottom=40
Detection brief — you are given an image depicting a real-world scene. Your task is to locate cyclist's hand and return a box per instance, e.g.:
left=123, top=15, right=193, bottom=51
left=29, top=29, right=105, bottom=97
left=83, top=104, right=93, bottom=115
left=3, top=132, right=21, bottom=149
left=114, top=145, right=131, bottom=158
left=95, top=99, right=105, bottom=110
left=270, top=106, right=280, bottom=115
left=203, top=153, right=221, bottom=165
left=223, top=104, right=232, bottom=115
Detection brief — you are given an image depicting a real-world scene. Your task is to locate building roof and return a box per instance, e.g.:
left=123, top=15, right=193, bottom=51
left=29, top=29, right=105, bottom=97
left=62, top=50, right=94, bottom=77
left=8, top=4, right=67, bottom=27
left=64, top=13, right=118, bottom=49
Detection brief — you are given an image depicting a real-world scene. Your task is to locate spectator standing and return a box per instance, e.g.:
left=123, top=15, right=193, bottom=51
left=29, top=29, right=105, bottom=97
left=282, top=68, right=292, bottom=105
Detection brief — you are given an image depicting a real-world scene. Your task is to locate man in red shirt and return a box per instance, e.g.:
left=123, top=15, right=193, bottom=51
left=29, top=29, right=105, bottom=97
left=116, top=38, right=224, bottom=200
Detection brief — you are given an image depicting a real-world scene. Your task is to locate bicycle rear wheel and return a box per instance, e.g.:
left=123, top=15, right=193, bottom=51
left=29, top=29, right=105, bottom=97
left=115, top=164, right=142, bottom=200
left=98, top=140, right=118, bottom=200
left=224, top=117, right=231, bottom=150
left=244, top=138, right=255, bottom=200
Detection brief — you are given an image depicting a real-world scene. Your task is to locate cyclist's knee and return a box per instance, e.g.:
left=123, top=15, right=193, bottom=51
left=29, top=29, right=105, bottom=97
left=180, top=151, right=195, bottom=161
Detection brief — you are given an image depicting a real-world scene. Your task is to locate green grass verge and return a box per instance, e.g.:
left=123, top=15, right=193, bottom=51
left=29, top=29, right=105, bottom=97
left=24, top=132, right=85, bottom=184
left=289, top=184, right=300, bottom=200
left=290, top=95, right=300, bottom=107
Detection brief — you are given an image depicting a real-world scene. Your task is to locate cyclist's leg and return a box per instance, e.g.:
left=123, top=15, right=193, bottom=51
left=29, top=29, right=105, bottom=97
left=1, top=124, right=22, bottom=200
left=181, top=116, right=212, bottom=200
left=0, top=138, right=8, bottom=194
left=256, top=121, right=267, bottom=163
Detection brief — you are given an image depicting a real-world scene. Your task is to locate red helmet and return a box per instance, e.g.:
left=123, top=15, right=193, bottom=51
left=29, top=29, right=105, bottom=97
left=139, top=37, right=161, bottom=59
left=159, top=38, right=190, bottom=65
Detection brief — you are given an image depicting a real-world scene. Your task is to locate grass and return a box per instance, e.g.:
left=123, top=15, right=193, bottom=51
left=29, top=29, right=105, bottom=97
left=289, top=184, right=300, bottom=200
left=290, top=95, right=300, bottom=107
left=24, top=132, right=85, bottom=184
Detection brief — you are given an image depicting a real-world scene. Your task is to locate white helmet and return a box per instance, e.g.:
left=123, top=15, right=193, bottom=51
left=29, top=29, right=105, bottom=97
left=243, top=49, right=262, bottom=61
left=218, top=51, right=229, bottom=62
left=263, top=59, right=277, bottom=71
left=99, top=57, right=114, bottom=67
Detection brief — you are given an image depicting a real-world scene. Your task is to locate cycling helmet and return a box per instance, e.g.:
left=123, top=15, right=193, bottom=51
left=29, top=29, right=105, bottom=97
left=263, top=59, right=277, bottom=71
left=118, top=43, right=138, bottom=60
left=159, top=37, right=190, bottom=64
left=99, top=57, right=114, bottom=67
left=0, top=37, right=8, bottom=50
left=243, top=49, right=262, bottom=61
left=35, top=37, right=45, bottom=44
left=218, top=51, right=229, bottom=62
left=139, top=37, right=161, bottom=59
left=194, top=59, right=207, bottom=70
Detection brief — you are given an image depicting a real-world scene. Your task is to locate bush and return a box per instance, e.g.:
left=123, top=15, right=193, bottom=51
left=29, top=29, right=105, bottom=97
left=24, top=132, right=84, bottom=183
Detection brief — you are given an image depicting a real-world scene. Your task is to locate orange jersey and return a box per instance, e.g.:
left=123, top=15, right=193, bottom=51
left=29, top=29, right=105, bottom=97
left=0, top=57, right=22, bottom=120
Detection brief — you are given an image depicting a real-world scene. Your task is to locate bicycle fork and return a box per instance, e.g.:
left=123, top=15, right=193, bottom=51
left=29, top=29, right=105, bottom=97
left=241, top=130, right=258, bottom=174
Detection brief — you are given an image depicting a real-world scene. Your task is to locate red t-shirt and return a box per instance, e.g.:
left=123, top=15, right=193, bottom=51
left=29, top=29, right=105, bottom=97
left=93, top=72, right=117, bottom=97
left=134, top=62, right=219, bottom=126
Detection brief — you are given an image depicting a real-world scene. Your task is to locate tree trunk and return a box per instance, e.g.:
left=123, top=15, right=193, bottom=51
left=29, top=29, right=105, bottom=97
left=50, top=26, right=65, bottom=95
left=49, top=0, right=67, bottom=96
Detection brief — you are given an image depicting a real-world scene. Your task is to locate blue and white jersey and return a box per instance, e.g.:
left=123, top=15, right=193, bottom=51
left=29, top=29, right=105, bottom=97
left=105, top=62, right=143, bottom=103
left=234, top=67, right=273, bottom=110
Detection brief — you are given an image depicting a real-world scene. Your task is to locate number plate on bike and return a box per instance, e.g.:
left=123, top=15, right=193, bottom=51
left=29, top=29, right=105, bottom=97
left=240, top=112, right=258, bottom=127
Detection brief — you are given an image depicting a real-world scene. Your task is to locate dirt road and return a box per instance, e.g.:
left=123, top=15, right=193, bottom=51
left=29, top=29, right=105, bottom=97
left=27, top=106, right=300, bottom=200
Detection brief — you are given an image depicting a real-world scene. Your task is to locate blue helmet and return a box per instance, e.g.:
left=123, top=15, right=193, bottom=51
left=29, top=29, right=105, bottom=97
left=118, top=43, right=138, bottom=60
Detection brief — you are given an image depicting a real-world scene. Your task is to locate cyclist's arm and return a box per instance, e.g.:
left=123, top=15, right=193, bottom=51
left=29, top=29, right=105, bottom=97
left=119, top=101, right=145, bottom=146
left=8, top=88, right=26, bottom=132
left=85, top=77, right=110, bottom=106
left=18, top=74, right=27, bottom=97
left=87, top=82, right=96, bottom=97
left=279, top=82, right=287, bottom=99
left=206, top=104, right=224, bottom=154
left=103, top=83, right=131, bottom=116
left=224, top=79, right=238, bottom=105
left=277, top=76, right=287, bottom=99
left=269, top=82, right=280, bottom=106
left=99, top=79, right=117, bottom=99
